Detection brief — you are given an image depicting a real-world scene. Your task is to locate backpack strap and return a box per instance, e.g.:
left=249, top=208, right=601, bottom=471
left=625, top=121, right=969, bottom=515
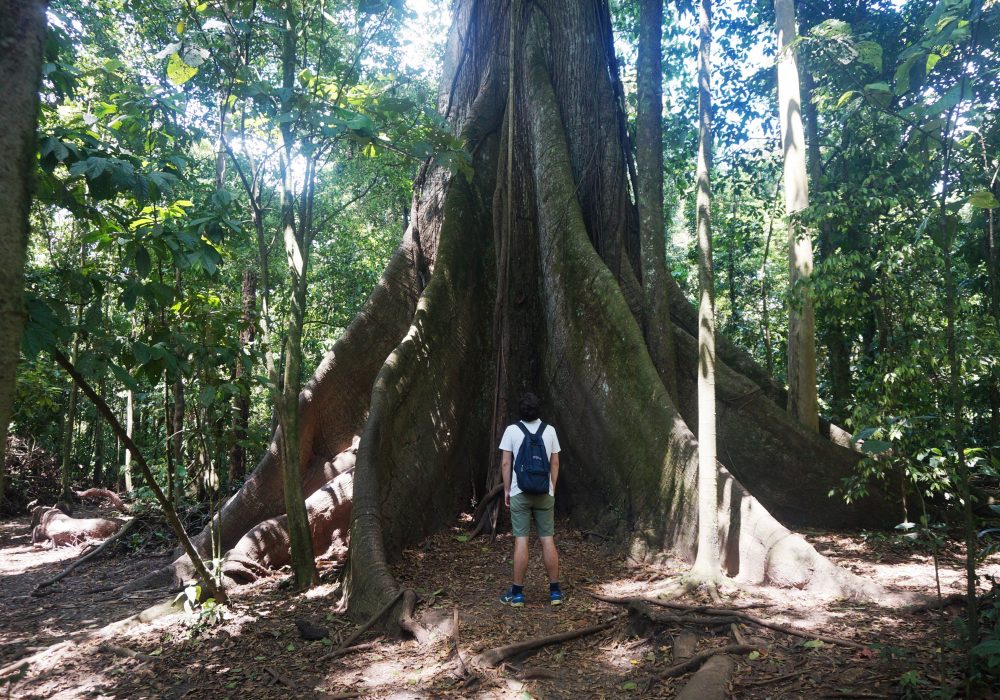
left=517, top=422, right=530, bottom=436
left=534, top=421, right=547, bottom=437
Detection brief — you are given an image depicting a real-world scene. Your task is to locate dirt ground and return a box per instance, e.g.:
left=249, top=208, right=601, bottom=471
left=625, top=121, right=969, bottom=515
left=0, top=508, right=995, bottom=699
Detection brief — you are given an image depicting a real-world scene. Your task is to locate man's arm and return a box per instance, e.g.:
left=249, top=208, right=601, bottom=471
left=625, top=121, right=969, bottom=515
left=501, top=450, right=512, bottom=507
left=550, top=452, right=560, bottom=493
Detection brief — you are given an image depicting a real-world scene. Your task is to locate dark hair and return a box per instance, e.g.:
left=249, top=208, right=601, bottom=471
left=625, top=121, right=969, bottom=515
left=518, top=393, right=540, bottom=421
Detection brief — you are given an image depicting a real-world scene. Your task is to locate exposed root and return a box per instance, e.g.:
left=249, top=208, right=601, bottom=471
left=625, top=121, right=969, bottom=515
left=659, top=643, right=760, bottom=678
left=322, top=589, right=404, bottom=659
left=34, top=518, right=136, bottom=595
left=653, top=572, right=731, bottom=604
left=589, top=590, right=867, bottom=650
left=473, top=620, right=617, bottom=668
left=674, top=652, right=738, bottom=700
left=30, top=506, right=123, bottom=548
left=75, top=488, right=126, bottom=511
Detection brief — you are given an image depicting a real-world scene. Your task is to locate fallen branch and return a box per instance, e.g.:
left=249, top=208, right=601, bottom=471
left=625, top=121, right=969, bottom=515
left=330, top=589, right=404, bottom=655
left=474, top=620, right=615, bottom=668
left=32, top=519, right=137, bottom=595
left=264, top=666, right=293, bottom=688
left=744, top=668, right=807, bottom=686
left=98, top=643, right=155, bottom=662
left=319, top=640, right=380, bottom=661
left=587, top=590, right=864, bottom=649
left=660, top=644, right=760, bottom=678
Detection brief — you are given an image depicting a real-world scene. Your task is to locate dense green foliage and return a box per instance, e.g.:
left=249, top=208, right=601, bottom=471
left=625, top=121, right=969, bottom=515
left=12, top=0, right=450, bottom=501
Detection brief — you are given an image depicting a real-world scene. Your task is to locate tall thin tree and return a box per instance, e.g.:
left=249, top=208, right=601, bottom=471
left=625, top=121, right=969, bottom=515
left=774, top=0, right=819, bottom=432
left=637, top=0, right=677, bottom=398
left=273, top=0, right=318, bottom=590
left=690, top=0, right=720, bottom=585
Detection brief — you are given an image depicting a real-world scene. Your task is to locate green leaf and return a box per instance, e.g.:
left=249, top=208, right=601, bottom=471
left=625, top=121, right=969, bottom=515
left=803, top=640, right=825, bottom=649
left=926, top=53, right=942, bottom=74
left=856, top=41, right=883, bottom=72
left=748, top=650, right=761, bottom=660
left=134, top=246, right=151, bottom=278
left=864, top=81, right=893, bottom=107
left=969, top=190, right=999, bottom=209
left=973, top=640, right=1000, bottom=656
left=167, top=52, right=198, bottom=86
left=199, top=385, right=217, bottom=407
left=860, top=439, right=892, bottom=454
left=133, top=341, right=153, bottom=365
left=621, top=681, right=637, bottom=690
left=453, top=534, right=470, bottom=543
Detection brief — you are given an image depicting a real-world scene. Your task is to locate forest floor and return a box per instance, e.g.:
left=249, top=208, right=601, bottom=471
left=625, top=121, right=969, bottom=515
left=0, top=506, right=995, bottom=699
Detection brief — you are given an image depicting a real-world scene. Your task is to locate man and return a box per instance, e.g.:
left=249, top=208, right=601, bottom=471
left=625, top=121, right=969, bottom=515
left=498, top=392, right=563, bottom=606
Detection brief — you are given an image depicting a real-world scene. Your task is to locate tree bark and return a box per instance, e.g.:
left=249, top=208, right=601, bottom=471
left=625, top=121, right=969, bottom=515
left=0, top=0, right=47, bottom=499
left=774, top=0, right=818, bottom=432
left=274, top=0, right=317, bottom=590
left=691, top=0, right=719, bottom=580
left=637, top=0, right=677, bottom=398
left=228, top=268, right=256, bottom=485
left=123, top=389, right=134, bottom=493
left=802, top=72, right=851, bottom=419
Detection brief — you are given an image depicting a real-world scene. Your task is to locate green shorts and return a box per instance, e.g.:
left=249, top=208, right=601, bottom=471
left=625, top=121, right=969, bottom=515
left=510, top=492, right=555, bottom=538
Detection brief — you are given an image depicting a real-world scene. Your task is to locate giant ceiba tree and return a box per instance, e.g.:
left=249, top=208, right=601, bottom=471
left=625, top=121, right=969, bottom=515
left=149, top=0, right=897, bottom=621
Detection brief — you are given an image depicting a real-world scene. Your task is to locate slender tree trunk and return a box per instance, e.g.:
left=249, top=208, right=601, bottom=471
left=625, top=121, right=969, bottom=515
left=123, top=389, right=134, bottom=493
left=229, top=268, right=256, bottom=484
left=0, top=0, right=47, bottom=500
left=274, top=0, right=317, bottom=590
left=802, top=72, right=850, bottom=418
left=690, top=0, right=719, bottom=579
left=60, top=368, right=79, bottom=502
left=93, top=377, right=105, bottom=486
left=637, top=0, right=677, bottom=398
left=774, top=0, right=818, bottom=432
left=171, top=376, right=184, bottom=505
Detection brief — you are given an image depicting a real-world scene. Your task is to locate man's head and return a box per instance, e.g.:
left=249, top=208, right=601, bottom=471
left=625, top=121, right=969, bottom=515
left=518, top=392, right=540, bottom=421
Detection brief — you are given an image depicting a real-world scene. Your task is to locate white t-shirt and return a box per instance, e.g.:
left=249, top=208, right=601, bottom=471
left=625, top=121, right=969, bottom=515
left=499, top=420, right=561, bottom=497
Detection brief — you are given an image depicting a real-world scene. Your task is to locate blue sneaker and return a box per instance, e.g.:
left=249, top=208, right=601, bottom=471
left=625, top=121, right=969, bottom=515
left=549, top=589, right=564, bottom=606
left=500, top=587, right=525, bottom=607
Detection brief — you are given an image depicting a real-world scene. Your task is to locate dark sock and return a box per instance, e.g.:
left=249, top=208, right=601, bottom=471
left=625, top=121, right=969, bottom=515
left=549, top=582, right=561, bottom=593
left=511, top=584, right=524, bottom=595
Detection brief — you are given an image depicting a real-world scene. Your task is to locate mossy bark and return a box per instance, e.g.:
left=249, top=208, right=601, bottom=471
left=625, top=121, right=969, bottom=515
left=0, top=0, right=46, bottom=499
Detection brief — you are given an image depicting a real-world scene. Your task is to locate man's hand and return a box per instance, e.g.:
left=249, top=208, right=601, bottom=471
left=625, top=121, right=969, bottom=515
left=504, top=491, right=510, bottom=508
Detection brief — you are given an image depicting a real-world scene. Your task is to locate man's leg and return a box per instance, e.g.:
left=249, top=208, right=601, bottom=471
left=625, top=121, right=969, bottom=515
left=540, top=536, right=559, bottom=582
left=513, top=536, right=529, bottom=585
left=502, top=494, right=530, bottom=605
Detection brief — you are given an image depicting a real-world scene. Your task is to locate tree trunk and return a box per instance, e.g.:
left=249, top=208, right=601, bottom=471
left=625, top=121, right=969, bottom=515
left=637, top=0, right=677, bottom=398
left=802, top=72, right=851, bottom=419
left=149, top=0, right=896, bottom=620
left=272, top=0, right=317, bottom=591
left=93, top=380, right=105, bottom=486
left=0, top=0, right=47, bottom=498
left=690, top=0, right=719, bottom=580
left=123, top=389, right=134, bottom=493
left=774, top=0, right=818, bottom=432
left=60, top=370, right=79, bottom=503
left=228, top=268, right=256, bottom=485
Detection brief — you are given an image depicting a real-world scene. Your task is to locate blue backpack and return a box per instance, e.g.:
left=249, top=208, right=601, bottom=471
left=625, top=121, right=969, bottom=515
left=514, top=422, right=551, bottom=495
